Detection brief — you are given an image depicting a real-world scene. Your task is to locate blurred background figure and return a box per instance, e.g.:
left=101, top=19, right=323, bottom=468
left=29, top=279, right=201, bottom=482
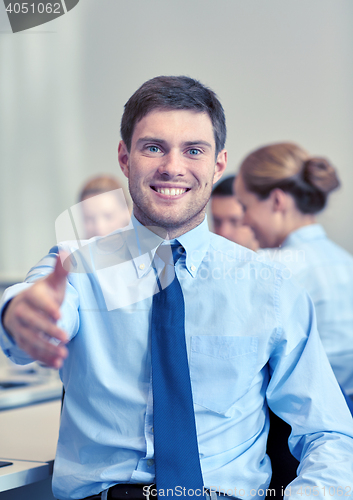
left=235, top=142, right=353, bottom=400
left=210, top=175, right=259, bottom=251
left=235, top=142, right=353, bottom=491
left=79, top=175, right=131, bottom=238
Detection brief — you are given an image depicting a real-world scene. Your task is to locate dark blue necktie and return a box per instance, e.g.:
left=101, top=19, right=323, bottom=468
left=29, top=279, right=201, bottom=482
left=151, top=244, right=205, bottom=498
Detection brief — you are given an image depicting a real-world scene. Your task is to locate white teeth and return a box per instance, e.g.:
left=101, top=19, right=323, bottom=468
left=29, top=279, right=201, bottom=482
left=156, top=187, right=187, bottom=195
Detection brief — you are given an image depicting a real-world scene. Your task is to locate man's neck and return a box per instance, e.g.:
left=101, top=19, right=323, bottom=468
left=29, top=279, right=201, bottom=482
left=133, top=209, right=206, bottom=240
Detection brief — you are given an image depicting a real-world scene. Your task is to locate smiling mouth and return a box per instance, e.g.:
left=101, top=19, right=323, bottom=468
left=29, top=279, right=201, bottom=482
left=152, top=187, right=189, bottom=196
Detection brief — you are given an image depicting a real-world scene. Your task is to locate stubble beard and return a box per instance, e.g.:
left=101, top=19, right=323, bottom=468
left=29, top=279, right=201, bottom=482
left=129, top=181, right=212, bottom=238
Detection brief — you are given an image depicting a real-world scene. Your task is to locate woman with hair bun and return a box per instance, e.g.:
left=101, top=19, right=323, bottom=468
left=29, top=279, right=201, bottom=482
left=235, top=142, right=353, bottom=399
left=235, top=142, right=353, bottom=490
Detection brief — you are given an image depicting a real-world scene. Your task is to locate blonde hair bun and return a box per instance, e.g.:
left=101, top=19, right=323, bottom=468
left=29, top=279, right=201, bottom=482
left=303, top=157, right=340, bottom=194
left=239, top=142, right=340, bottom=214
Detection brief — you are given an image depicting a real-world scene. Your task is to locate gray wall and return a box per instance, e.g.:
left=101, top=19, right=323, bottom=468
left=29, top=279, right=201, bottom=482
left=1, top=0, right=352, bottom=280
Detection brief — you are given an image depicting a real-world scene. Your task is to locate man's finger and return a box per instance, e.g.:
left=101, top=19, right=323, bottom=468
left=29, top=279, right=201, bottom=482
left=46, top=251, right=70, bottom=293
left=16, top=326, right=68, bottom=368
left=15, top=301, right=68, bottom=344
left=23, top=286, right=67, bottom=328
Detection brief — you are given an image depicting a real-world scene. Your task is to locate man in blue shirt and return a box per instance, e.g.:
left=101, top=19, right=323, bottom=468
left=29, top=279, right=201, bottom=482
left=1, top=76, right=353, bottom=500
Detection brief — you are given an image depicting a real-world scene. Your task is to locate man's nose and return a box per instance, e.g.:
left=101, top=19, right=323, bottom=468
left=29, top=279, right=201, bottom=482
left=157, top=150, right=185, bottom=177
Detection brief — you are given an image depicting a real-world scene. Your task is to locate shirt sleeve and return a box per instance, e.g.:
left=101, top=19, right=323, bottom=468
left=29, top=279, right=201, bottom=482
left=0, top=246, right=80, bottom=365
left=266, top=276, right=353, bottom=493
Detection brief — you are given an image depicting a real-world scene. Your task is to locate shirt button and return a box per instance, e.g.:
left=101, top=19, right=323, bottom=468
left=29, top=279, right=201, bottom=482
left=147, top=459, right=154, bottom=466
left=151, top=427, right=154, bottom=433
left=139, top=263, right=145, bottom=270
left=191, top=265, right=196, bottom=272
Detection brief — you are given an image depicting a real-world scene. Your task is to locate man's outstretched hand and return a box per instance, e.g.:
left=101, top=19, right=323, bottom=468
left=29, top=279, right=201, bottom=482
left=3, top=253, right=70, bottom=368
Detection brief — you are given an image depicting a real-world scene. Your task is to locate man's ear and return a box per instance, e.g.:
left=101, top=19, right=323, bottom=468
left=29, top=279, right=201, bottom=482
left=118, top=141, right=129, bottom=178
left=269, top=188, right=288, bottom=213
left=213, top=149, right=227, bottom=185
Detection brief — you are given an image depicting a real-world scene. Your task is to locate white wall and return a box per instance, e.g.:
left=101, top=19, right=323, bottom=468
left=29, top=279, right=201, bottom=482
left=1, top=0, right=353, bottom=279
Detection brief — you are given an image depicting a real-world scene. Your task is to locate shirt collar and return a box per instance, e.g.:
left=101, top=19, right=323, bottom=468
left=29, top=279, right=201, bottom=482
left=130, top=213, right=210, bottom=278
left=282, top=223, right=327, bottom=248
left=176, top=217, right=210, bottom=277
left=127, top=214, right=164, bottom=278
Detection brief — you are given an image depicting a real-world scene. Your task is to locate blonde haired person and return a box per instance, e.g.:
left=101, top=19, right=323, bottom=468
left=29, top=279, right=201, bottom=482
left=235, top=142, right=353, bottom=491
left=235, top=143, right=353, bottom=398
left=78, top=175, right=130, bottom=238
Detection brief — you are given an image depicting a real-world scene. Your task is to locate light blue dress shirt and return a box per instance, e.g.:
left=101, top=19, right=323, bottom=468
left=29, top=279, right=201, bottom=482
left=259, top=224, right=353, bottom=397
left=1, top=216, right=353, bottom=500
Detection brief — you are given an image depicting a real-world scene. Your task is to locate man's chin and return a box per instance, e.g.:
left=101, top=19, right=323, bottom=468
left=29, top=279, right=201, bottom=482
left=148, top=214, right=187, bottom=229
left=133, top=201, right=207, bottom=234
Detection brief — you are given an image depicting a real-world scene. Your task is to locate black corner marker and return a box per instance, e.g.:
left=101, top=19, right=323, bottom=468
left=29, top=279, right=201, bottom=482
left=63, top=0, right=79, bottom=12
left=3, top=0, right=80, bottom=33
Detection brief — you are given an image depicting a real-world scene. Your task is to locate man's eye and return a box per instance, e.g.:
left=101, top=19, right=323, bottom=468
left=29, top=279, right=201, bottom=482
left=188, top=148, right=201, bottom=155
left=147, top=146, right=161, bottom=153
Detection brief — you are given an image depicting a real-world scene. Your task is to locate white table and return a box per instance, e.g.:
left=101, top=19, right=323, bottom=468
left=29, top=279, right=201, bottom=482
left=0, top=399, right=61, bottom=497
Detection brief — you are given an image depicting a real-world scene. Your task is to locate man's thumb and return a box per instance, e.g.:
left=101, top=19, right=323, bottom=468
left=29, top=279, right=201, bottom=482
left=46, top=251, right=70, bottom=293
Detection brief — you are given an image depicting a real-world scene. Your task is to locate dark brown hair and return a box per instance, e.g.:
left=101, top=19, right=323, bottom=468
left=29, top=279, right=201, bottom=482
left=239, top=142, right=340, bottom=214
left=211, top=175, right=235, bottom=197
left=120, top=76, right=226, bottom=156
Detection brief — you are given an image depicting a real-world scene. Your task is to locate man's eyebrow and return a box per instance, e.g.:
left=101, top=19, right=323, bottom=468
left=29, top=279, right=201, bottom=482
left=135, top=137, right=213, bottom=149
left=183, top=140, right=213, bottom=149
left=136, top=137, right=166, bottom=144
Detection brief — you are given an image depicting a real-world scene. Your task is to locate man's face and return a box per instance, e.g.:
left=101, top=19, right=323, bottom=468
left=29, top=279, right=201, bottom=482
left=211, top=195, right=259, bottom=251
left=118, top=109, right=227, bottom=237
